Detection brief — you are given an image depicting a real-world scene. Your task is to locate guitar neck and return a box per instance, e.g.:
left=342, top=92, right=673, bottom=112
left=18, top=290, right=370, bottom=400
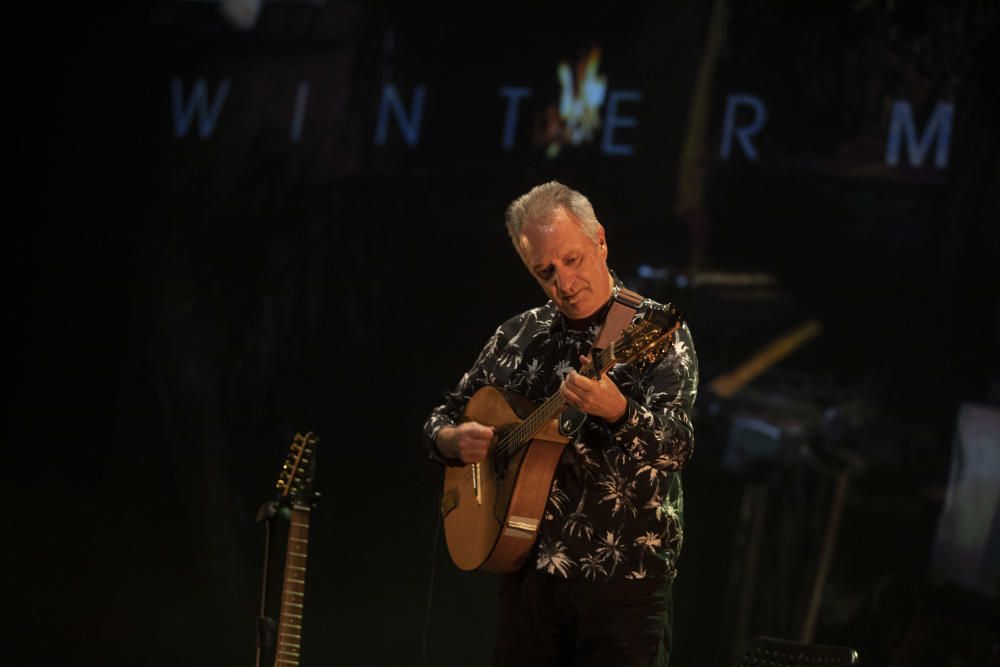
left=496, top=308, right=682, bottom=458
left=503, top=349, right=611, bottom=455
left=274, top=504, right=310, bottom=667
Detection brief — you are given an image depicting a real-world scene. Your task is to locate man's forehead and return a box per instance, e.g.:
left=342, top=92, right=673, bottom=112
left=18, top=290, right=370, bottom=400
left=521, top=222, right=590, bottom=265
left=519, top=223, right=562, bottom=263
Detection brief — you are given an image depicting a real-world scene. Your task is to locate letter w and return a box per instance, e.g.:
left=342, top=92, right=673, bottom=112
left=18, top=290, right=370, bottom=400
left=171, top=77, right=231, bottom=139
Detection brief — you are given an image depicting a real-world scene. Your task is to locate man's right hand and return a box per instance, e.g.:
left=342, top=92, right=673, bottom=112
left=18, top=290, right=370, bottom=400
left=435, top=422, right=495, bottom=464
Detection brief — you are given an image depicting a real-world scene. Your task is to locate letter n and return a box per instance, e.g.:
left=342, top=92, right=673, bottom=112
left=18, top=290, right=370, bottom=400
left=374, top=84, right=427, bottom=147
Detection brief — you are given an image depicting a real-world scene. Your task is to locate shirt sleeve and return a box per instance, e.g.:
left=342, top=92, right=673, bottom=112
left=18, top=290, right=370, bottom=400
left=610, top=321, right=698, bottom=470
left=421, top=324, right=506, bottom=465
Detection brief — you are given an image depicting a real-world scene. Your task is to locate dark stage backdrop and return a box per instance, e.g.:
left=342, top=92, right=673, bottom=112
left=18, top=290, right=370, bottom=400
left=6, top=2, right=999, bottom=666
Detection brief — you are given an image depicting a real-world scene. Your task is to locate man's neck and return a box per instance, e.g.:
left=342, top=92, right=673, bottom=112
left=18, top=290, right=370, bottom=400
left=565, top=297, right=613, bottom=332
left=560, top=270, right=620, bottom=332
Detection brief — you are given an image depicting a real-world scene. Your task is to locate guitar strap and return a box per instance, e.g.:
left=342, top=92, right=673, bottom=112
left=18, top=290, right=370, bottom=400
left=559, top=284, right=644, bottom=437
left=593, top=285, right=644, bottom=350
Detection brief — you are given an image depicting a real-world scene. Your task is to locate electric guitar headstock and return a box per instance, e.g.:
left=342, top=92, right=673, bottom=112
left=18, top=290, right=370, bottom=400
left=275, top=431, right=319, bottom=507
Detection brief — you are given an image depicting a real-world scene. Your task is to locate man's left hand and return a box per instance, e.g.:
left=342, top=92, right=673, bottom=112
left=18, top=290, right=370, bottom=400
left=560, top=355, right=628, bottom=423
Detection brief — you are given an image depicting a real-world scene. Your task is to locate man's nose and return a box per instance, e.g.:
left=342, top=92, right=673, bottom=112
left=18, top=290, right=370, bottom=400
left=555, top=266, right=575, bottom=293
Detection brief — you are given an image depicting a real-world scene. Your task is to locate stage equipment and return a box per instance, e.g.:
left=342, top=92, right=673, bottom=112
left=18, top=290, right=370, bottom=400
left=739, top=635, right=858, bottom=666
left=929, top=402, right=1000, bottom=597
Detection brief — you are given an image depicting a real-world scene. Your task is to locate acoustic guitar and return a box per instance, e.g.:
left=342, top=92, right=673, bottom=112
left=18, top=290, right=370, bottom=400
left=440, top=304, right=683, bottom=573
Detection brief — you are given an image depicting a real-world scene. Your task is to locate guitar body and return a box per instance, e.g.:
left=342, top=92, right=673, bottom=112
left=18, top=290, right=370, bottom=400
left=442, top=386, right=569, bottom=573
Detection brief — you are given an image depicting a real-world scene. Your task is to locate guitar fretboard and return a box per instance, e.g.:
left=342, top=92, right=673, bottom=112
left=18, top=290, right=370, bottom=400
left=497, top=346, right=614, bottom=458
left=494, top=308, right=682, bottom=460
left=275, top=505, right=310, bottom=667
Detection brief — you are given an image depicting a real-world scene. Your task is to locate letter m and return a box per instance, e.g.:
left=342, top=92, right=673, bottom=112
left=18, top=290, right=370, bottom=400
left=885, top=100, right=954, bottom=169
left=171, top=77, right=231, bottom=139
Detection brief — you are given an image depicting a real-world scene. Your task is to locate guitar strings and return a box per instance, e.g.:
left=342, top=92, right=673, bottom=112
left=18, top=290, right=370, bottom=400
left=447, top=319, right=681, bottom=502
left=453, top=346, right=612, bottom=486
left=452, top=323, right=679, bottom=486
left=453, top=356, right=598, bottom=486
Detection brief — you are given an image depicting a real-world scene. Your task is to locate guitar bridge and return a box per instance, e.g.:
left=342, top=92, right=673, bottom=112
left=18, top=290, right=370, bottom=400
left=504, top=515, right=539, bottom=539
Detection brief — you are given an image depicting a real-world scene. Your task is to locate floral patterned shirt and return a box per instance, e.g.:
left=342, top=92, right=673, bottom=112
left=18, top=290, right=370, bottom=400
left=423, top=283, right=698, bottom=581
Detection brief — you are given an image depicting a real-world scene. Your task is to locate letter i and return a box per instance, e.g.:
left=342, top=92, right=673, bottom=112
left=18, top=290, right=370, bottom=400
left=291, top=82, right=309, bottom=143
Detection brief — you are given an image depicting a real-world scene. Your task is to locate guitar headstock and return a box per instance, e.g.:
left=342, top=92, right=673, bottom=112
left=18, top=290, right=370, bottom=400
left=275, top=431, right=319, bottom=504
left=606, top=303, right=684, bottom=371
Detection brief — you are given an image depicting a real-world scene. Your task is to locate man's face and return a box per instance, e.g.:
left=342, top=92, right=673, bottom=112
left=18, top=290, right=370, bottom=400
left=519, top=207, right=612, bottom=320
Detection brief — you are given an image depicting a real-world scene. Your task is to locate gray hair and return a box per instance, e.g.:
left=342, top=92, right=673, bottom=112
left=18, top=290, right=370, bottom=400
left=504, top=181, right=601, bottom=257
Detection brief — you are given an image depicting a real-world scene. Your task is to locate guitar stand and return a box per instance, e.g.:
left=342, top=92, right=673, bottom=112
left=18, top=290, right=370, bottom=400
left=255, top=498, right=286, bottom=667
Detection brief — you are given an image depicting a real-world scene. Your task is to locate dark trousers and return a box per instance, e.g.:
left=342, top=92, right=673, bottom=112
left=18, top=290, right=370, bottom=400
left=493, top=566, right=673, bottom=667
